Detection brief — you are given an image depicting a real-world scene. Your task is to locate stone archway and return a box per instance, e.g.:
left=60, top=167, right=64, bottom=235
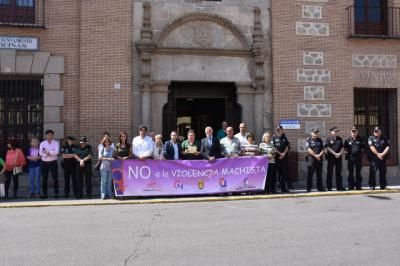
left=135, top=3, right=271, bottom=139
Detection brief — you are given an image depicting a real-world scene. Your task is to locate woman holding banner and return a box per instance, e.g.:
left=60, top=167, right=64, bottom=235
left=259, top=133, right=276, bottom=194
left=115, top=132, right=132, bottom=160
left=153, top=134, right=164, bottom=160
left=240, top=133, right=259, bottom=156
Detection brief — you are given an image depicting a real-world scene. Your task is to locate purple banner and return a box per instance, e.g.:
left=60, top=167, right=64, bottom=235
left=111, top=156, right=268, bottom=197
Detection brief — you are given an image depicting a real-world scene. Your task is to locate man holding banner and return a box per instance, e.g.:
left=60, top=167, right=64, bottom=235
left=164, top=131, right=182, bottom=160
left=200, top=127, right=223, bottom=161
left=132, top=125, right=154, bottom=160
left=220, top=127, right=241, bottom=158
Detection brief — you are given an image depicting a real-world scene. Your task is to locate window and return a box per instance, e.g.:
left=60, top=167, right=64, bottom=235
left=354, top=0, right=388, bottom=35
left=0, top=0, right=35, bottom=24
left=0, top=79, right=43, bottom=157
left=16, top=0, right=34, bottom=7
left=354, top=88, right=398, bottom=165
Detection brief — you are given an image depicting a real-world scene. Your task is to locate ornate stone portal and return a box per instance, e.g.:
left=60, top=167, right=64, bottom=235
left=134, top=1, right=272, bottom=139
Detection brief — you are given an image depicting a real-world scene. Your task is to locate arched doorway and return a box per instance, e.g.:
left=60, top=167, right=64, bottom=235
left=162, top=82, right=241, bottom=139
left=135, top=7, right=272, bottom=140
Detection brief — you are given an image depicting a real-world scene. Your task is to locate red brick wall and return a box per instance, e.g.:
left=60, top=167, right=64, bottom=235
left=272, top=0, right=400, bottom=160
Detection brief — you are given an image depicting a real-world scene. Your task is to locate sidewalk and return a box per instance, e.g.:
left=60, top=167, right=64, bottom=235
left=1, top=185, right=399, bottom=209
left=1, top=174, right=399, bottom=208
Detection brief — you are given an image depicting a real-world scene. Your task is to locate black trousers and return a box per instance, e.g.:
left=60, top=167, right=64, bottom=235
left=41, top=160, right=59, bottom=196
left=264, top=163, right=276, bottom=193
left=63, top=159, right=77, bottom=197
left=76, top=162, right=92, bottom=197
left=275, top=158, right=289, bottom=191
left=4, top=171, right=19, bottom=198
left=307, top=157, right=323, bottom=191
left=347, top=158, right=362, bottom=189
left=326, top=157, right=343, bottom=190
left=369, top=158, right=387, bottom=189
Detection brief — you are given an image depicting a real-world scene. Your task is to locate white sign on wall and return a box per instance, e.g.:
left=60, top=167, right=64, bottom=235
left=0, top=36, right=39, bottom=50
left=279, top=119, right=301, bottom=130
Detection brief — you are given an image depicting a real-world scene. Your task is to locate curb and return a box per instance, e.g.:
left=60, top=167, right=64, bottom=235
left=1, top=188, right=399, bottom=209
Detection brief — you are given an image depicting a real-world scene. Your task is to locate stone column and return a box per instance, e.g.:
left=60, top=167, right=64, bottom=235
left=141, top=82, right=152, bottom=128
left=236, top=82, right=255, bottom=135
left=263, top=85, right=273, bottom=132
left=151, top=81, right=170, bottom=133
left=254, top=92, right=265, bottom=140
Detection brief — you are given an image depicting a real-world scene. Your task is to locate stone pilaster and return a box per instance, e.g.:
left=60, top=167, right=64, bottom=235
left=135, top=2, right=155, bottom=127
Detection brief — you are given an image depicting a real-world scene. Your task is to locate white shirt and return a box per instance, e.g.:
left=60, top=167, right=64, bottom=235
left=39, top=140, right=59, bottom=162
left=235, top=132, right=249, bottom=146
left=132, top=136, right=154, bottom=158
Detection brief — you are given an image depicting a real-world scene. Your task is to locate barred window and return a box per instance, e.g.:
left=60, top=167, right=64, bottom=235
left=0, top=79, right=43, bottom=157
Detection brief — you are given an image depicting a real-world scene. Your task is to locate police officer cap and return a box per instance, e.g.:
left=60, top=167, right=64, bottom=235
left=329, top=126, right=340, bottom=132
left=351, top=126, right=358, bottom=131
left=311, top=127, right=320, bottom=133
left=138, top=125, right=148, bottom=131
left=80, top=136, right=88, bottom=143
left=67, top=136, right=76, bottom=141
left=374, top=126, right=383, bottom=132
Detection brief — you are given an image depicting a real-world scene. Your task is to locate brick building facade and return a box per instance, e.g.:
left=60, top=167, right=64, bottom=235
left=0, top=0, right=399, bottom=181
left=272, top=0, right=400, bottom=178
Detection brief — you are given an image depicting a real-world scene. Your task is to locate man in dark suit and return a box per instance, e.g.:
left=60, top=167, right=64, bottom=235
left=200, top=127, right=223, bottom=161
left=164, top=131, right=182, bottom=160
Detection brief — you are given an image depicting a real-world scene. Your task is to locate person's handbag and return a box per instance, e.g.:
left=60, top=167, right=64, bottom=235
left=12, top=150, right=23, bottom=175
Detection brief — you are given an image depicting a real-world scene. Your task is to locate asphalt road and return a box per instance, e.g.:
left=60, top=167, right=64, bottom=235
left=1, top=194, right=400, bottom=266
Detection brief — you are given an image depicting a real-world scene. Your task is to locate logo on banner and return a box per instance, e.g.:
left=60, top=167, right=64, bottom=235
left=144, top=181, right=161, bottom=192
left=219, top=178, right=227, bottom=188
left=198, top=179, right=204, bottom=190
left=174, top=180, right=184, bottom=190
left=243, top=178, right=249, bottom=187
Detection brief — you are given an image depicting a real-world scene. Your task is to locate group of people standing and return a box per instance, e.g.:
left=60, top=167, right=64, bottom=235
left=305, top=125, right=390, bottom=192
left=0, top=121, right=390, bottom=200
left=130, top=123, right=292, bottom=195
left=0, top=130, right=94, bottom=200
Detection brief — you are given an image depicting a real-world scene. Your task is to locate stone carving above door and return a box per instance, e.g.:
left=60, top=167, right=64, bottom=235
left=160, top=21, right=243, bottom=50
left=156, top=12, right=250, bottom=51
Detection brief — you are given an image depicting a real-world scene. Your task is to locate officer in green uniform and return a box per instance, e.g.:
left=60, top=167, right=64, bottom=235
left=61, top=136, right=77, bottom=198
left=74, top=137, right=93, bottom=199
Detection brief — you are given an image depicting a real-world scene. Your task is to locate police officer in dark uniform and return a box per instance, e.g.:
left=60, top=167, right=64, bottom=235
left=74, top=136, right=93, bottom=198
left=344, top=126, right=364, bottom=190
left=368, top=126, right=390, bottom=190
left=61, top=136, right=77, bottom=198
left=272, top=125, right=290, bottom=192
left=325, top=126, right=345, bottom=191
left=306, top=128, right=326, bottom=192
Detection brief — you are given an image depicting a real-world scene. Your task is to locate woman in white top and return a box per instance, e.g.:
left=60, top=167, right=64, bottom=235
left=152, top=134, right=165, bottom=160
